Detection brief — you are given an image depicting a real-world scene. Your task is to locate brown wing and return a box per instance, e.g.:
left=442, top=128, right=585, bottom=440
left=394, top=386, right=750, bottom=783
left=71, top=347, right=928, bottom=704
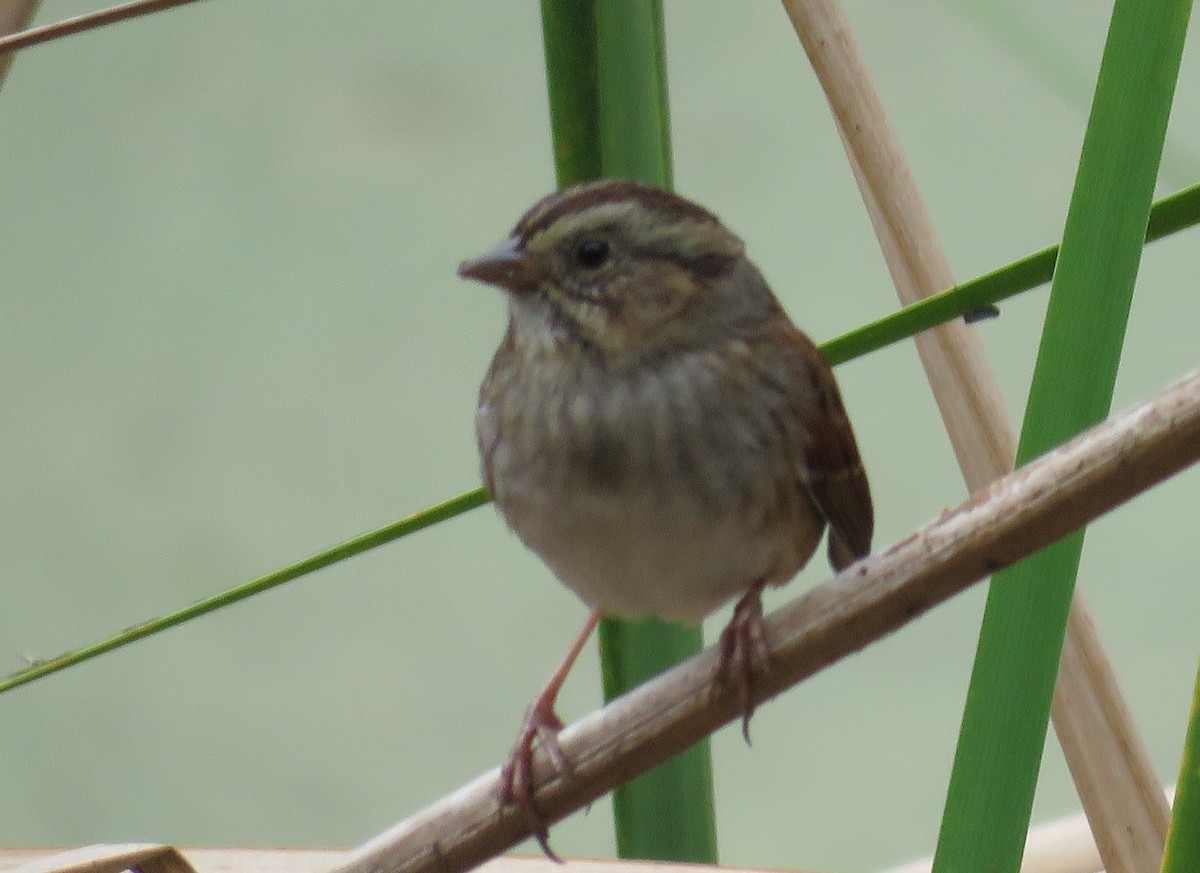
left=767, top=320, right=874, bottom=571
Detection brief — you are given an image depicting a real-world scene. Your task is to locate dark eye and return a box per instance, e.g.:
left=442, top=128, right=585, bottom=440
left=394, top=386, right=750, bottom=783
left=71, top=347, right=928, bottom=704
left=575, top=238, right=610, bottom=269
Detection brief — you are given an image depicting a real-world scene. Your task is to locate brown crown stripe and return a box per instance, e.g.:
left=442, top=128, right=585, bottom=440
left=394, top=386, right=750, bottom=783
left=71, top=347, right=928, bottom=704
left=514, top=180, right=721, bottom=243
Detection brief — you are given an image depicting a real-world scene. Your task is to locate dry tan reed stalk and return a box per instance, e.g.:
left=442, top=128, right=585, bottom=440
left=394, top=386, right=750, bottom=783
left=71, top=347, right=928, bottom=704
left=778, top=3, right=1171, bottom=871
left=1, top=844, right=198, bottom=873
left=0, top=0, right=39, bottom=88
left=324, top=370, right=1200, bottom=873
left=0, top=0, right=203, bottom=57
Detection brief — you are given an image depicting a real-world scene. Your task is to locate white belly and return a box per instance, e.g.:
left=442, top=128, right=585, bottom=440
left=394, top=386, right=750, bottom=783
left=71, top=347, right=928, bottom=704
left=504, top=487, right=824, bottom=623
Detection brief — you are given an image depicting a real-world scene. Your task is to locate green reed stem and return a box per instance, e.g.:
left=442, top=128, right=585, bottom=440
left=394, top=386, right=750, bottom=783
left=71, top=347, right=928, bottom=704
left=1161, top=658, right=1200, bottom=873
left=562, top=0, right=719, bottom=861
left=540, top=0, right=601, bottom=184
left=931, top=2, right=1193, bottom=871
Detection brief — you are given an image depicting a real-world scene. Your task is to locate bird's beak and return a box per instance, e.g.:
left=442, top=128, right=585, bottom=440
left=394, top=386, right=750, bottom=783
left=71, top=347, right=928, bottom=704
left=458, top=236, right=537, bottom=293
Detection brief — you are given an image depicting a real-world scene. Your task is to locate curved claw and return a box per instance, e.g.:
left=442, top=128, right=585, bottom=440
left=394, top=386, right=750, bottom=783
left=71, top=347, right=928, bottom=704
left=499, top=697, right=569, bottom=861
left=716, top=581, right=771, bottom=743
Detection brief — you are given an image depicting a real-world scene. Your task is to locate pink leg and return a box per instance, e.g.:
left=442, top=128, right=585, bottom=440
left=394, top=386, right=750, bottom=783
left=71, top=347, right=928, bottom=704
left=501, top=608, right=601, bottom=861
left=716, top=580, right=771, bottom=743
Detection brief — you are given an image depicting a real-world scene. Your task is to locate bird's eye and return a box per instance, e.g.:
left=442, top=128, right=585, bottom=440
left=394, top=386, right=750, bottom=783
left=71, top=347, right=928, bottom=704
left=575, top=238, right=610, bottom=269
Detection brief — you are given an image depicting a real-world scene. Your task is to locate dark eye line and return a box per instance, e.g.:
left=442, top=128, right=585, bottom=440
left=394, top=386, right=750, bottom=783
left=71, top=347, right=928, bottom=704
left=651, top=250, right=734, bottom=279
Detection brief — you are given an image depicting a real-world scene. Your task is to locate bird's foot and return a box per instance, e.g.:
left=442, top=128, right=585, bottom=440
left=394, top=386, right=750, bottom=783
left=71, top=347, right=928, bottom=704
left=500, top=696, right=571, bottom=862
left=716, top=581, right=771, bottom=744
left=499, top=610, right=600, bottom=862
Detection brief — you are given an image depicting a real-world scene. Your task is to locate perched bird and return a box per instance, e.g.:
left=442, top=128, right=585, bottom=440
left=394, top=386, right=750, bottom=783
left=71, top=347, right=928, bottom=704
left=460, top=179, right=873, bottom=856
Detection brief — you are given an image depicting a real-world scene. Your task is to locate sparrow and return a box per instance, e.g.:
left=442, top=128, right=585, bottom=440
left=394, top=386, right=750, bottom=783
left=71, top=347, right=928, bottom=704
left=460, top=179, right=873, bottom=857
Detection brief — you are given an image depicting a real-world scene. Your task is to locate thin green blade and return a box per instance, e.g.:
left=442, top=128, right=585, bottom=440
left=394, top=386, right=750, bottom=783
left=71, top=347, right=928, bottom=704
left=932, top=2, right=1193, bottom=871
left=1162, top=659, right=1200, bottom=873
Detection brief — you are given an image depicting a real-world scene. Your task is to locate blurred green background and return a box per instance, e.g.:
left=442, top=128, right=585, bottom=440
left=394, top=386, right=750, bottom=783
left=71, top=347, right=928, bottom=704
left=1, top=2, right=1197, bottom=870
